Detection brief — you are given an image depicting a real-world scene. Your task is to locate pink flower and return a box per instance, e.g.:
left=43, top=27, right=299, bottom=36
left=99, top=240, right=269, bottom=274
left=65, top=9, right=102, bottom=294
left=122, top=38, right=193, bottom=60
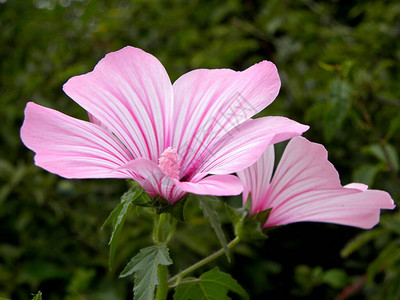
left=21, top=46, right=308, bottom=204
left=237, top=136, right=395, bottom=229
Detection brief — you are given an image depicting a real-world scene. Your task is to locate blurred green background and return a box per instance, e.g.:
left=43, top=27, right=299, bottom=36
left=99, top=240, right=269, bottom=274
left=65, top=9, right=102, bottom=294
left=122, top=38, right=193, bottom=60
left=1, top=0, right=399, bottom=299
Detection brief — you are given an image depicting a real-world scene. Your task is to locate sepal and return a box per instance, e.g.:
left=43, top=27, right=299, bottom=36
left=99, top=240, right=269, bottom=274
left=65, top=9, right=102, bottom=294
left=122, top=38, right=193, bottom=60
left=226, top=197, right=270, bottom=242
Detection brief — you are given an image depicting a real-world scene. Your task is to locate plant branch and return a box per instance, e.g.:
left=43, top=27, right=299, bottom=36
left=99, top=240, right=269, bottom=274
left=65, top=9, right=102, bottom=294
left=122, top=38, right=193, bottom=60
left=155, top=264, right=169, bottom=300
left=168, top=236, right=240, bottom=286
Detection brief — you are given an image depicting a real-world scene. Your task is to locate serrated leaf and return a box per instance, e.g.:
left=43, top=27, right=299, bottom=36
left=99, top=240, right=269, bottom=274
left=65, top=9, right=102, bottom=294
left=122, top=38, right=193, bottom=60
left=340, top=228, right=388, bottom=258
left=197, top=195, right=229, bottom=260
left=120, top=244, right=172, bottom=300
left=173, top=267, right=249, bottom=300
left=31, top=291, right=42, bottom=300
left=103, top=185, right=143, bottom=268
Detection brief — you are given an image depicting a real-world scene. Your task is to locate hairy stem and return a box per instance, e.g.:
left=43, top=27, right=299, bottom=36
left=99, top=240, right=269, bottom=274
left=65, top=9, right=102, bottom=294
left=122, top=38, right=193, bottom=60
left=155, top=265, right=169, bottom=300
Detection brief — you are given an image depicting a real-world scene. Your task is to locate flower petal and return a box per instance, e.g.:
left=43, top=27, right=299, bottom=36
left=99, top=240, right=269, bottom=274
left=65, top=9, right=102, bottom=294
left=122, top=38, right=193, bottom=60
left=120, top=159, right=186, bottom=204
left=120, top=161, right=243, bottom=203
left=266, top=189, right=395, bottom=229
left=172, top=61, right=281, bottom=178
left=263, top=137, right=395, bottom=229
left=344, top=183, right=368, bottom=191
left=237, top=145, right=275, bottom=214
left=63, top=46, right=173, bottom=161
left=20, top=102, right=133, bottom=179
left=174, top=175, right=243, bottom=196
left=194, top=117, right=309, bottom=177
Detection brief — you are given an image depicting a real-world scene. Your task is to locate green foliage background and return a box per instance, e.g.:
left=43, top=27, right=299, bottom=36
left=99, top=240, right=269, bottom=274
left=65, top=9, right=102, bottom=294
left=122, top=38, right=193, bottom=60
left=1, top=0, right=399, bottom=299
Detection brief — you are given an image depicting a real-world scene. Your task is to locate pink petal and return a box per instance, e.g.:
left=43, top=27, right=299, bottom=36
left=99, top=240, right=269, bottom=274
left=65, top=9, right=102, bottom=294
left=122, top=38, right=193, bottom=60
left=267, top=189, right=394, bottom=229
left=171, top=61, right=281, bottom=179
left=344, top=183, right=368, bottom=191
left=20, top=102, right=133, bottom=179
left=174, top=175, right=243, bottom=196
left=120, top=161, right=243, bottom=204
left=120, top=159, right=186, bottom=204
left=88, top=112, right=108, bottom=129
left=194, top=117, right=309, bottom=177
left=63, top=46, right=173, bottom=162
left=237, top=145, right=275, bottom=215
left=264, top=137, right=395, bottom=229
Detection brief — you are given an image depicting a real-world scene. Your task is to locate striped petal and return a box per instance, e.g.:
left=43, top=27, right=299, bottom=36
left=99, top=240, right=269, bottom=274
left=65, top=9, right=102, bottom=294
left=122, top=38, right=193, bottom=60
left=172, top=61, right=281, bottom=179
left=20, top=102, right=133, bottom=179
left=121, top=160, right=243, bottom=204
left=240, top=137, right=395, bottom=229
left=237, top=144, right=275, bottom=214
left=63, top=46, right=173, bottom=162
left=174, top=175, right=243, bottom=197
left=120, top=159, right=186, bottom=203
left=195, top=117, right=309, bottom=177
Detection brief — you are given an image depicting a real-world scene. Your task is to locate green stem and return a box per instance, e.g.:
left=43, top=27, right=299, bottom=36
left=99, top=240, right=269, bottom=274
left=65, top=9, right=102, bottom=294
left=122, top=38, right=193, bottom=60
left=153, top=212, right=169, bottom=244
left=157, top=213, right=167, bottom=243
left=152, top=214, right=159, bottom=243
left=153, top=212, right=175, bottom=299
left=156, top=265, right=169, bottom=300
left=166, top=217, right=177, bottom=243
left=168, top=236, right=240, bottom=285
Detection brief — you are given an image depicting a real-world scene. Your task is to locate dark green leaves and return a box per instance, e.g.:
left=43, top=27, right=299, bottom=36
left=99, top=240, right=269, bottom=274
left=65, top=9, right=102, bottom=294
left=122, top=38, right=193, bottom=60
left=102, top=185, right=146, bottom=268
left=120, top=244, right=172, bottom=300
left=173, top=268, right=248, bottom=300
left=341, top=229, right=389, bottom=258
left=196, top=195, right=229, bottom=260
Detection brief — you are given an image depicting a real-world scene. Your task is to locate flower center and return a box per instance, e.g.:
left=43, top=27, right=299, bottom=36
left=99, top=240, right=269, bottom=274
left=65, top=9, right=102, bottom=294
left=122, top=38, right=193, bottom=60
left=158, top=147, right=181, bottom=179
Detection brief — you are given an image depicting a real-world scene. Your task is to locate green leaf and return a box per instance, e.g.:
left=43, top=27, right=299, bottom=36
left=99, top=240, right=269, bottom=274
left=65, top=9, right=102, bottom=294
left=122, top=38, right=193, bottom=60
left=380, top=214, right=400, bottom=236
left=196, top=195, right=229, bottom=260
left=294, top=265, right=323, bottom=292
left=322, top=269, right=349, bottom=289
left=31, top=291, right=42, bottom=300
left=322, top=79, right=352, bottom=141
left=352, top=163, right=383, bottom=186
left=386, top=115, right=400, bottom=140
left=367, top=240, right=400, bottom=283
left=173, top=267, right=249, bottom=300
left=120, top=244, right=172, bottom=300
left=363, top=143, right=399, bottom=172
left=386, top=272, right=400, bottom=299
left=0, top=297, right=11, bottom=300
left=102, top=185, right=143, bottom=268
left=340, top=228, right=388, bottom=257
